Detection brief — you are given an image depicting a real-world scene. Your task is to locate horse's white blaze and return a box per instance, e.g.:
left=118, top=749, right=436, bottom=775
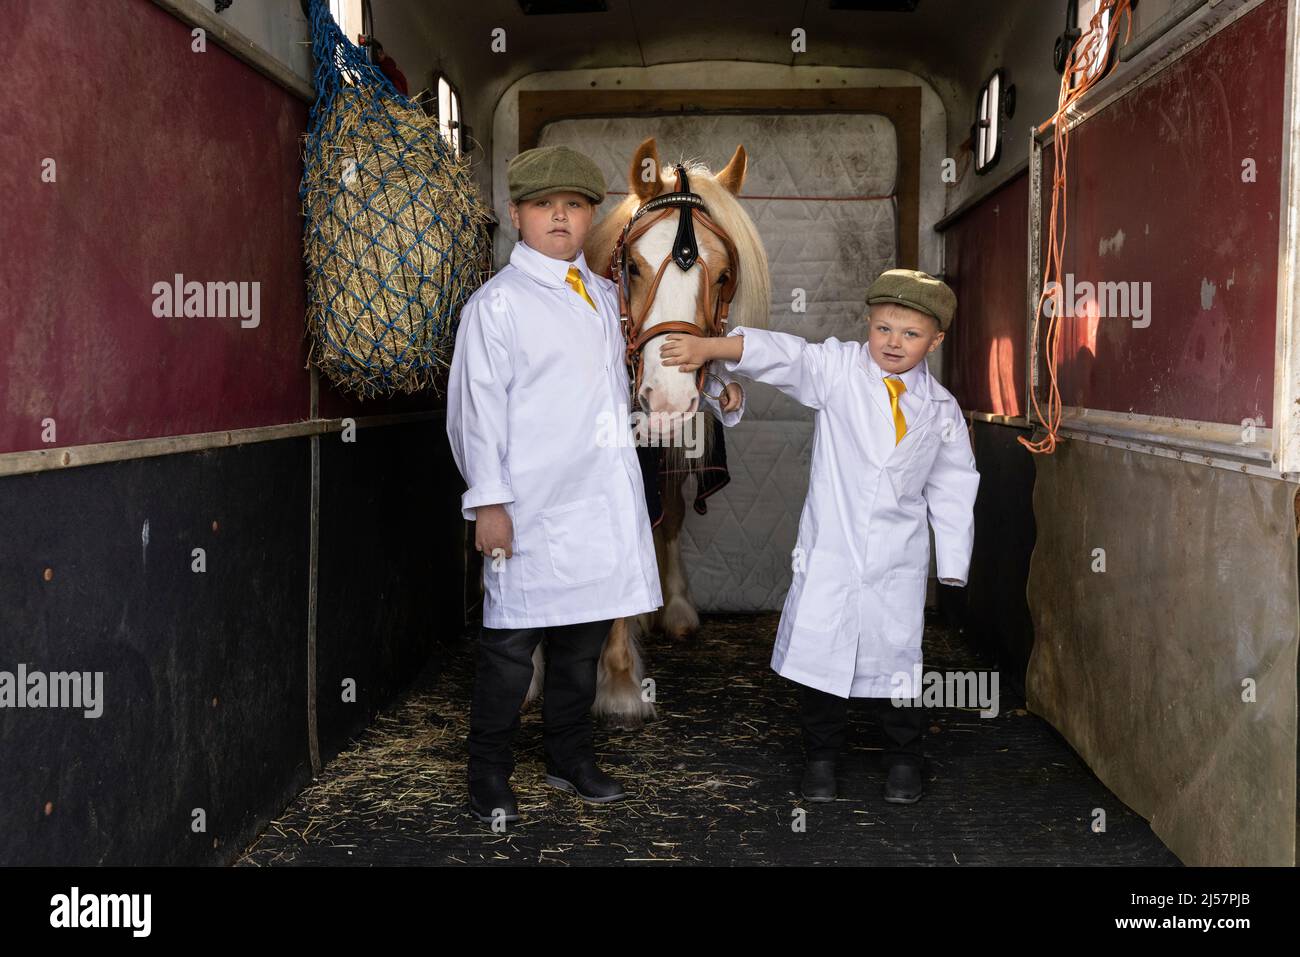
left=634, top=217, right=722, bottom=417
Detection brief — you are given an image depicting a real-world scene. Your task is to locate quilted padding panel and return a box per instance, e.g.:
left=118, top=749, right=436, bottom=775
left=539, top=114, right=899, bottom=610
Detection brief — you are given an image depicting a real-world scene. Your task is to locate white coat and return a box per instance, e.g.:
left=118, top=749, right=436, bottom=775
left=720, top=325, right=980, bottom=698
left=446, top=240, right=742, bottom=629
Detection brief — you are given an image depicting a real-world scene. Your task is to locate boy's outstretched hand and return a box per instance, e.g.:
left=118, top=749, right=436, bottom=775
left=660, top=333, right=713, bottom=372
left=474, top=503, right=514, bottom=559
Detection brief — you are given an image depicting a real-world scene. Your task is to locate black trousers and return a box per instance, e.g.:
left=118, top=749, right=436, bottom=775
left=798, top=681, right=925, bottom=768
left=467, top=617, right=613, bottom=782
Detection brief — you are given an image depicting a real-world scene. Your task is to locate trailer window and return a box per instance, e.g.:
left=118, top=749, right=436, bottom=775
left=1075, top=0, right=1113, bottom=81
left=329, top=0, right=365, bottom=44
left=974, top=69, right=1002, bottom=174
left=326, top=0, right=366, bottom=86
left=435, top=74, right=463, bottom=157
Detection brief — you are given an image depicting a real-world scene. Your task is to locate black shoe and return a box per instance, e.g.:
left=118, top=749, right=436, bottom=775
left=468, top=774, right=521, bottom=823
left=883, top=762, right=923, bottom=804
left=545, top=760, right=628, bottom=803
left=801, top=758, right=837, bottom=802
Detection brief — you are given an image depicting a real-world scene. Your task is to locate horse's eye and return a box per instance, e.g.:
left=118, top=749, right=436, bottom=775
left=628, top=263, right=640, bottom=278
left=717, top=271, right=730, bottom=285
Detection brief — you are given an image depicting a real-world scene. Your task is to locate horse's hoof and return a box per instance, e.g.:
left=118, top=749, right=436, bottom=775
left=661, top=603, right=699, bottom=641
left=595, top=705, right=653, bottom=731
left=602, top=714, right=644, bottom=732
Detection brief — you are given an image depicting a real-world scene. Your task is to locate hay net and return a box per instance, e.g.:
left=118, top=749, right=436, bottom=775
left=300, top=0, right=489, bottom=399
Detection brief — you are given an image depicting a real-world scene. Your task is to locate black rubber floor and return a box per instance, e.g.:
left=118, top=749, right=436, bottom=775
left=237, top=613, right=1180, bottom=866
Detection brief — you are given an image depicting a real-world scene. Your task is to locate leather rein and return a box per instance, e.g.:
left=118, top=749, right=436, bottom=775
left=608, top=164, right=740, bottom=401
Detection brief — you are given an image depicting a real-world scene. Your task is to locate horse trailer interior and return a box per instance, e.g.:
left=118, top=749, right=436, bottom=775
left=2, top=0, right=1298, bottom=930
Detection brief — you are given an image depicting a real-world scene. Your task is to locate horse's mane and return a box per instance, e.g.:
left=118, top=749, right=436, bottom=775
left=686, top=163, right=771, bottom=332
left=587, top=193, right=638, bottom=281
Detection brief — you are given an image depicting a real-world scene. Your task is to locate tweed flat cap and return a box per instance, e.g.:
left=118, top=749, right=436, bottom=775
left=866, top=268, right=956, bottom=331
left=507, top=146, right=606, bottom=204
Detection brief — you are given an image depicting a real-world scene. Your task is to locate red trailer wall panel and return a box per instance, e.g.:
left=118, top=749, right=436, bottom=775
left=0, top=0, right=441, bottom=457
left=943, top=170, right=1029, bottom=417
left=1043, top=0, right=1286, bottom=426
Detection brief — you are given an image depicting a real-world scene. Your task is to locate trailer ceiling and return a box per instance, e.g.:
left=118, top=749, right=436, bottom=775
left=389, top=0, right=1027, bottom=108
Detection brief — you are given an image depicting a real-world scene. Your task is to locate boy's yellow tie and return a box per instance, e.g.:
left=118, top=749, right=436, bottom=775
left=565, top=264, right=597, bottom=311
left=884, top=375, right=908, bottom=445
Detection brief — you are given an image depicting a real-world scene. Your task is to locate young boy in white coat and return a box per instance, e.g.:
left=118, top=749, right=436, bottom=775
left=661, top=269, right=979, bottom=805
left=447, top=145, right=743, bottom=824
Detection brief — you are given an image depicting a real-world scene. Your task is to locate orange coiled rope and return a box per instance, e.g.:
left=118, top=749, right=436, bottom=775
left=1019, top=0, right=1135, bottom=455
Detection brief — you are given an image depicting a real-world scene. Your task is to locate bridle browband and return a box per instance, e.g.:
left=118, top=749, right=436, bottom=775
left=608, top=164, right=741, bottom=402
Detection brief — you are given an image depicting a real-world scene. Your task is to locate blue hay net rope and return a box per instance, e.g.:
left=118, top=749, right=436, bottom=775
left=301, top=0, right=483, bottom=398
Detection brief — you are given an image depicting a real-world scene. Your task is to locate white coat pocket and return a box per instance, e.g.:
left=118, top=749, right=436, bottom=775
left=879, top=569, right=927, bottom=647
left=541, top=495, right=616, bottom=585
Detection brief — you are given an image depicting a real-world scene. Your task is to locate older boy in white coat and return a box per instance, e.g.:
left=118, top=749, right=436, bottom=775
left=447, top=146, right=743, bottom=824
left=661, top=269, right=979, bottom=805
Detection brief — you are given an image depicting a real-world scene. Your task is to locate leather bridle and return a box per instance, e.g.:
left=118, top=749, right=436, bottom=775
left=609, top=164, right=740, bottom=402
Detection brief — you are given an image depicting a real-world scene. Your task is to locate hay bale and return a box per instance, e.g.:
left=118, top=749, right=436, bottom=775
left=301, top=33, right=489, bottom=400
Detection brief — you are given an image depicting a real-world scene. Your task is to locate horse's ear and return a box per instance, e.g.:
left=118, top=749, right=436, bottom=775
left=630, top=137, right=663, bottom=202
left=715, top=144, right=747, bottom=196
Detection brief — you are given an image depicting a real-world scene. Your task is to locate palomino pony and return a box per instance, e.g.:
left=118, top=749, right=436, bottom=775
left=523, top=136, right=771, bottom=729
